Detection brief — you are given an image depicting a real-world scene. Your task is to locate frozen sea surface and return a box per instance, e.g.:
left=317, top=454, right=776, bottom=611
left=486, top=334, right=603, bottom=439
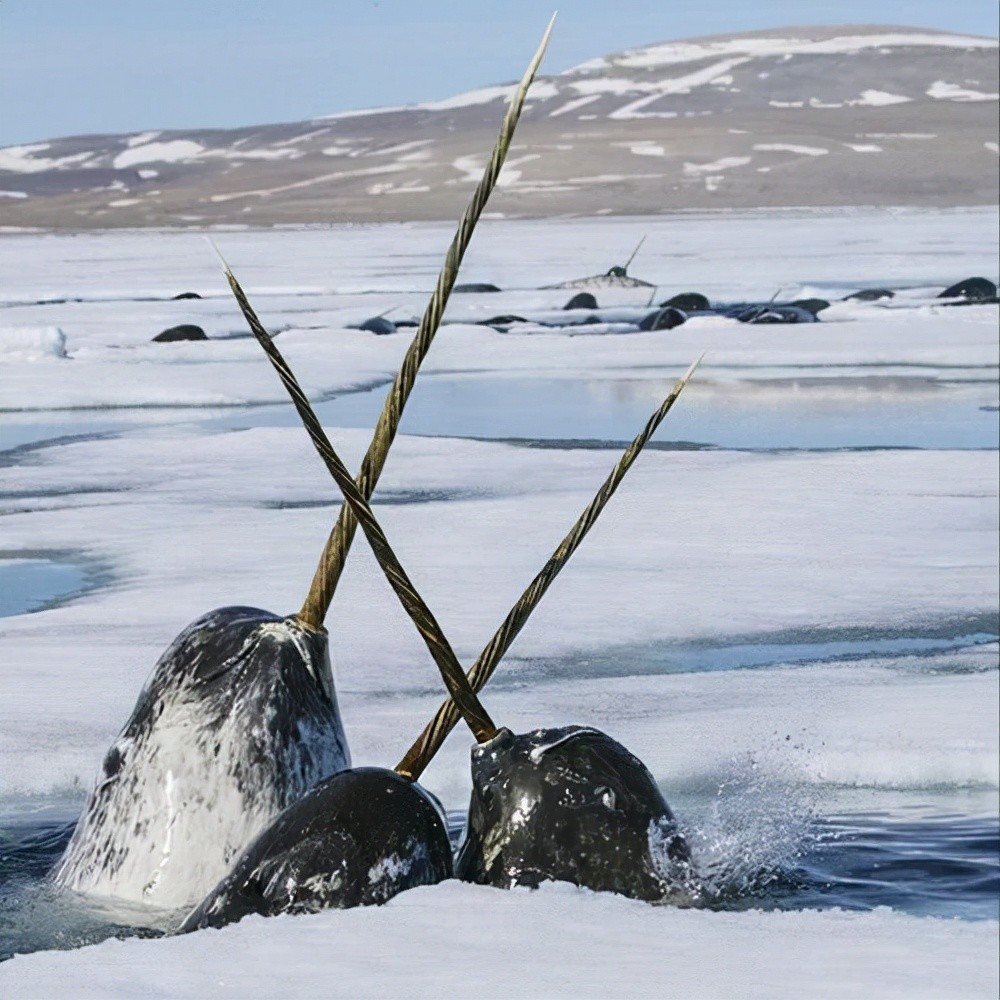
left=0, top=209, right=997, bottom=997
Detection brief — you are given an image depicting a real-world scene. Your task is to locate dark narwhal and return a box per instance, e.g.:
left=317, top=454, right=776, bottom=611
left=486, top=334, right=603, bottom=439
left=179, top=768, right=454, bottom=929
left=53, top=19, right=551, bottom=911
left=392, top=358, right=703, bottom=902
left=456, top=726, right=690, bottom=900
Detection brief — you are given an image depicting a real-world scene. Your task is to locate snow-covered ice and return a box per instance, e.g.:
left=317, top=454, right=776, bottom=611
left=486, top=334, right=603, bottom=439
left=0, top=208, right=997, bottom=995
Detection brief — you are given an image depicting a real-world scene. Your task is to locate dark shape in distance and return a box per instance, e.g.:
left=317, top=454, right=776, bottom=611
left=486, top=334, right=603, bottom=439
left=454, top=282, right=502, bottom=293
left=788, top=298, right=830, bottom=316
left=478, top=314, right=528, bottom=328
left=564, top=292, right=599, bottom=310
left=456, top=726, right=691, bottom=901
left=638, top=306, right=687, bottom=331
left=171, top=292, right=203, bottom=300
left=844, top=288, right=895, bottom=301
left=731, top=305, right=817, bottom=324
left=938, top=277, right=997, bottom=301
left=357, top=316, right=398, bottom=335
left=660, top=292, right=710, bottom=312
left=152, top=324, right=208, bottom=342
left=180, top=768, right=451, bottom=930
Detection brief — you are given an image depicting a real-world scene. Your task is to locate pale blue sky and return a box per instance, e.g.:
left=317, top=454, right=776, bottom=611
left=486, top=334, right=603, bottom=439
left=1, top=0, right=997, bottom=146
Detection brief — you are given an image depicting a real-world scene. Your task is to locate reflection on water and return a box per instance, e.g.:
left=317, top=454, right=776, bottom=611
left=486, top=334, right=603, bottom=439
left=3, top=372, right=998, bottom=454
left=234, top=374, right=1000, bottom=451
left=499, top=616, right=1000, bottom=687
left=0, top=808, right=178, bottom=963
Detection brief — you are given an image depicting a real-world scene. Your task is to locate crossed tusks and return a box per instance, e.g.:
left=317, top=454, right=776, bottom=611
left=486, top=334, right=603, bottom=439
left=209, top=14, right=702, bottom=782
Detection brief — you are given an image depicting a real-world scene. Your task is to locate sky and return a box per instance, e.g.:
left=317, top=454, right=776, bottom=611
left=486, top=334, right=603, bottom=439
left=1, top=0, right=997, bottom=147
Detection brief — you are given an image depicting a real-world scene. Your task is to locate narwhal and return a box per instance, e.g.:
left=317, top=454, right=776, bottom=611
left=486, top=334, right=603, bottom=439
left=178, top=315, right=505, bottom=929
left=52, top=18, right=554, bottom=911
left=398, top=360, right=700, bottom=900
left=195, top=246, right=698, bottom=921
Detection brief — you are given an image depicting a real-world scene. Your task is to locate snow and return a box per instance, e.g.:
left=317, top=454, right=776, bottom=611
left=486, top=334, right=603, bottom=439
left=569, top=77, right=644, bottom=97
left=926, top=80, right=999, bottom=102
left=548, top=94, right=601, bottom=117
left=0, top=190, right=28, bottom=198
left=753, top=144, right=829, bottom=157
left=418, top=85, right=514, bottom=111
left=850, top=89, right=912, bottom=106
left=112, top=141, right=206, bottom=170
left=318, top=105, right=409, bottom=121
left=208, top=163, right=405, bottom=203
left=1, top=883, right=996, bottom=1000
left=612, top=32, right=998, bottom=71
left=0, top=325, right=66, bottom=360
left=126, top=132, right=162, bottom=148
left=0, top=144, right=95, bottom=174
left=217, top=147, right=303, bottom=161
left=684, top=157, right=751, bottom=175
left=0, top=209, right=996, bottom=992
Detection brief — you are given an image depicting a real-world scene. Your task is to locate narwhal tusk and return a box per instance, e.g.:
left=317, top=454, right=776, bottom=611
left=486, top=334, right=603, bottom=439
left=396, top=354, right=704, bottom=780
left=623, top=234, right=647, bottom=273
left=212, top=246, right=498, bottom=747
left=297, top=13, right=556, bottom=630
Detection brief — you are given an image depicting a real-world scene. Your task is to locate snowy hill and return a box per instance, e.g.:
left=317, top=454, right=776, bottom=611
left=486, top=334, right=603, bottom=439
left=1, top=25, right=997, bottom=227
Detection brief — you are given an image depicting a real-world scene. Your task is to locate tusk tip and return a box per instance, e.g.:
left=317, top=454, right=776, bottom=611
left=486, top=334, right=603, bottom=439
left=203, top=235, right=231, bottom=275
left=681, top=352, right=705, bottom=383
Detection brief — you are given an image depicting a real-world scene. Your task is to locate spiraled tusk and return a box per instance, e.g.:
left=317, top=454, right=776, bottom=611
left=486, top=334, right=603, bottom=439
left=212, top=248, right=499, bottom=747
left=298, top=14, right=557, bottom=629
left=395, top=354, right=703, bottom=780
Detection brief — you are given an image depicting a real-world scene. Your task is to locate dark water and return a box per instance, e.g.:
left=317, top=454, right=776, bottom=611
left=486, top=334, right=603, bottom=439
left=0, top=811, right=176, bottom=963
left=2, top=804, right=996, bottom=962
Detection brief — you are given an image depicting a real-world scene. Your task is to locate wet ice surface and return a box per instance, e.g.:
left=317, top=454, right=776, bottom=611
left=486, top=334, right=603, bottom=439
left=0, top=211, right=996, bottom=993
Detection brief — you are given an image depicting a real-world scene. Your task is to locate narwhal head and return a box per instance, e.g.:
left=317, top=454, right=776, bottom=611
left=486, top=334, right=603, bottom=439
left=179, top=766, right=452, bottom=930
left=53, top=606, right=349, bottom=909
left=456, top=726, right=690, bottom=901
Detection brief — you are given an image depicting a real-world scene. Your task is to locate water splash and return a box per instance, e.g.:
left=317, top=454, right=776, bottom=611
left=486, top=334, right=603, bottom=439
left=662, top=751, right=820, bottom=906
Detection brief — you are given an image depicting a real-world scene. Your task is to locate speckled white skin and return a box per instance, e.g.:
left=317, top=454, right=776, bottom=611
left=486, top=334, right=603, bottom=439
left=52, top=607, right=349, bottom=910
